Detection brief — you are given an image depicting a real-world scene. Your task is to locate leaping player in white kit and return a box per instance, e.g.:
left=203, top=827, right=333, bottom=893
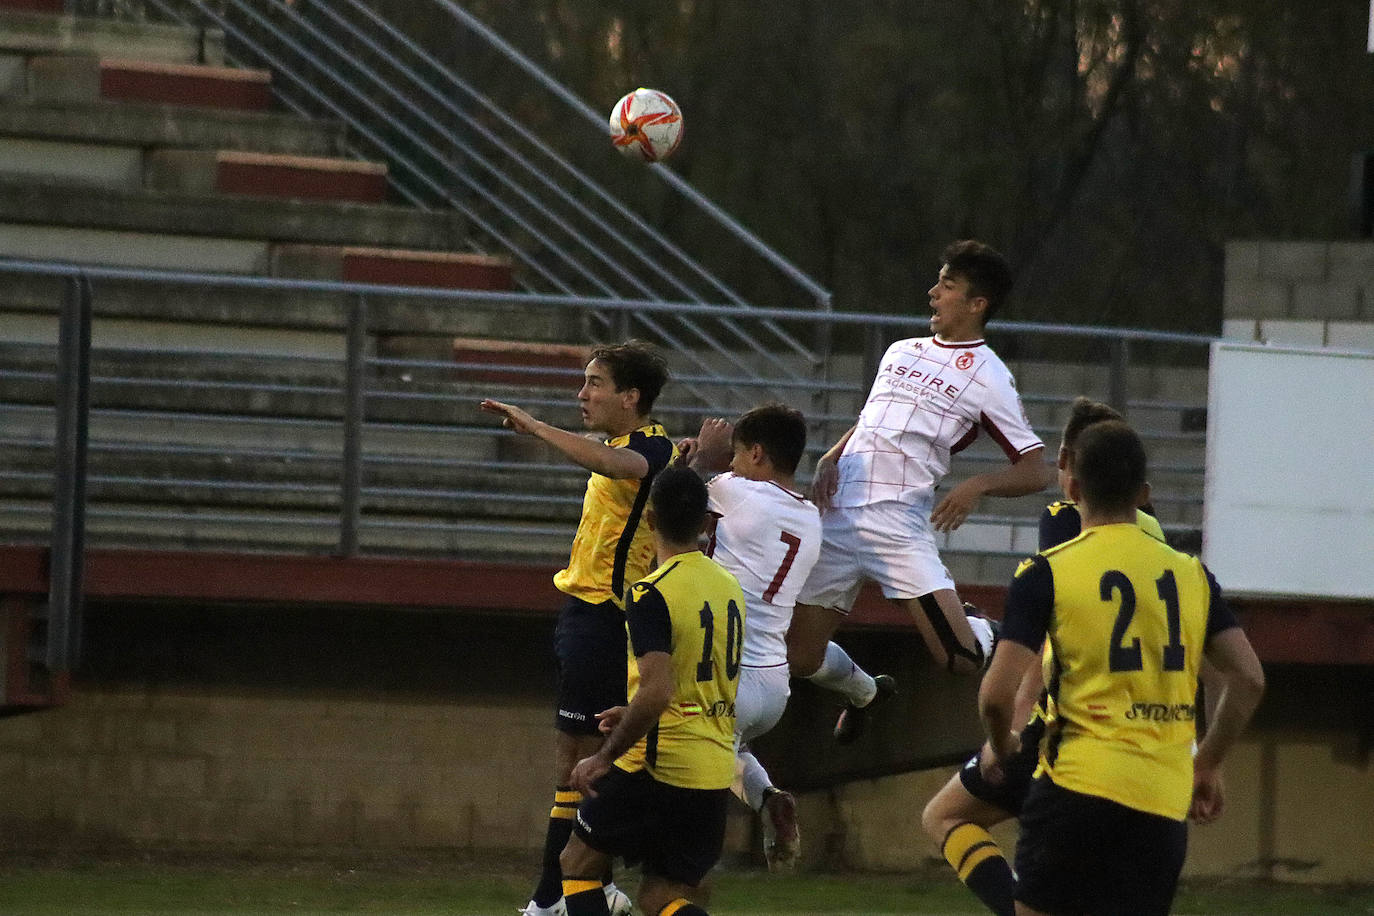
left=790, top=239, right=1054, bottom=743
left=677, top=403, right=821, bottom=871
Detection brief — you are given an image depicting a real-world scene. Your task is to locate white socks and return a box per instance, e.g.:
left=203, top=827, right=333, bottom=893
left=805, top=641, right=877, bottom=706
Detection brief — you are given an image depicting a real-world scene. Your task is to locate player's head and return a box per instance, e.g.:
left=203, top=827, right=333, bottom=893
left=1057, top=397, right=1124, bottom=493
left=581, top=339, right=670, bottom=432
left=934, top=240, right=1022, bottom=329
left=648, top=465, right=710, bottom=547
left=731, top=403, right=808, bottom=479
left=1070, top=420, right=1148, bottom=516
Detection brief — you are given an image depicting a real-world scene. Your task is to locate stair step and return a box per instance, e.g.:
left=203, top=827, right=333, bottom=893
left=0, top=177, right=467, bottom=251
left=0, top=270, right=578, bottom=340
left=147, top=149, right=389, bottom=204
left=29, top=55, right=270, bottom=111
left=0, top=134, right=141, bottom=188
left=0, top=7, right=225, bottom=65
left=0, top=99, right=344, bottom=157
left=451, top=337, right=588, bottom=386
left=0, top=220, right=270, bottom=273
left=273, top=245, right=514, bottom=291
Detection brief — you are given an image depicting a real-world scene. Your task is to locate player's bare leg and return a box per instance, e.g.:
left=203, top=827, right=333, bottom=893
left=898, top=588, right=993, bottom=674
left=923, top=773, right=1016, bottom=916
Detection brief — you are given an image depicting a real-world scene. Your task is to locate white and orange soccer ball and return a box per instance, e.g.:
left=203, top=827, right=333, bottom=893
left=608, top=88, right=684, bottom=163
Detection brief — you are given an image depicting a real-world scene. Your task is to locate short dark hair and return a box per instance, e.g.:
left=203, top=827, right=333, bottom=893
left=649, top=465, right=709, bottom=545
left=1072, top=421, right=1147, bottom=515
left=733, top=403, right=808, bottom=475
left=1062, top=397, right=1124, bottom=454
left=941, top=239, right=1013, bottom=324
left=589, top=339, right=670, bottom=414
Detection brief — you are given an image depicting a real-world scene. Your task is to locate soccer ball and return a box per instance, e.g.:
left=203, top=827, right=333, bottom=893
left=609, top=88, right=684, bottom=162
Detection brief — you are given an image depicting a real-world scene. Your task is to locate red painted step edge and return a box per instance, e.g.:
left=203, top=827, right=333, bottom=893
left=216, top=152, right=388, bottom=204
left=99, top=58, right=271, bottom=111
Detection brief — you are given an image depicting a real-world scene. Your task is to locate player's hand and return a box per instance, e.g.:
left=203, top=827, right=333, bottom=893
left=569, top=753, right=611, bottom=797
left=595, top=706, right=626, bottom=734
left=674, top=437, right=698, bottom=467
left=1189, top=764, right=1226, bottom=824
left=694, top=418, right=734, bottom=468
left=479, top=398, right=540, bottom=436
left=931, top=478, right=984, bottom=532
left=976, top=741, right=1006, bottom=786
left=811, top=455, right=840, bottom=512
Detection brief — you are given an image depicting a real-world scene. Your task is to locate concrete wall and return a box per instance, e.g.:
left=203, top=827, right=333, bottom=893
left=1224, top=240, right=1374, bottom=351
left=0, top=601, right=1369, bottom=883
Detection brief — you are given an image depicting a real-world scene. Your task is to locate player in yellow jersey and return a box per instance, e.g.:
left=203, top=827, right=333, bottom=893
left=980, top=421, right=1265, bottom=916
left=560, top=466, right=745, bottom=916
left=923, top=398, right=1158, bottom=916
left=483, top=340, right=673, bottom=916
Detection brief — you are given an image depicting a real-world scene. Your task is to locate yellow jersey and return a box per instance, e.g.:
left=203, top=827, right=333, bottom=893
left=553, top=423, right=674, bottom=607
left=1002, top=523, right=1239, bottom=820
left=615, top=550, right=744, bottom=790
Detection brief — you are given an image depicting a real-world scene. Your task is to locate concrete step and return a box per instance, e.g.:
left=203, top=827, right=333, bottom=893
left=29, top=55, right=268, bottom=110
left=0, top=272, right=578, bottom=340
left=0, top=7, right=224, bottom=65
left=0, top=219, right=269, bottom=272
left=0, top=134, right=141, bottom=189
left=0, top=99, right=344, bottom=157
left=275, top=245, right=514, bottom=292
left=0, top=177, right=467, bottom=255
left=146, top=150, right=389, bottom=204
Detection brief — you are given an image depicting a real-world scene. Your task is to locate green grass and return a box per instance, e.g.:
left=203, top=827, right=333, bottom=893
left=0, top=860, right=1369, bottom=915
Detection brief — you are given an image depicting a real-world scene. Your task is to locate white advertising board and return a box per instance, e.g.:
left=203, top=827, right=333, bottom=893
left=1203, top=342, right=1374, bottom=599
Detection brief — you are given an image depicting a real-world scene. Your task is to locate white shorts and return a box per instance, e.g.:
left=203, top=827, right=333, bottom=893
left=735, top=664, right=791, bottom=746
left=796, top=498, right=955, bottom=614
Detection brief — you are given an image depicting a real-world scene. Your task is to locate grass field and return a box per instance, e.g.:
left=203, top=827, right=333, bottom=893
left=0, top=860, right=1371, bottom=915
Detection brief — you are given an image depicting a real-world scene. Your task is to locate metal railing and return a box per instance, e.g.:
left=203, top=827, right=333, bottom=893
left=0, top=259, right=1215, bottom=576
left=113, top=0, right=832, bottom=412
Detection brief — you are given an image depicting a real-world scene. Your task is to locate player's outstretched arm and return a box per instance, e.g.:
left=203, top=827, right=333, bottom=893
left=932, top=447, right=1052, bottom=532
left=480, top=398, right=650, bottom=479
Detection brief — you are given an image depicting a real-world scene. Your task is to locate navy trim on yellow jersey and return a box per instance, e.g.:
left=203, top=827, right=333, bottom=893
left=1039, top=501, right=1084, bottom=552
left=627, top=572, right=675, bottom=657
left=610, top=429, right=673, bottom=599
left=1001, top=553, right=1055, bottom=652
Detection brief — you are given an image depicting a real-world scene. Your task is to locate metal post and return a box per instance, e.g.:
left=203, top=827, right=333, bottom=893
left=339, top=295, right=367, bottom=556
left=47, top=274, right=91, bottom=673
left=1107, top=336, right=1131, bottom=414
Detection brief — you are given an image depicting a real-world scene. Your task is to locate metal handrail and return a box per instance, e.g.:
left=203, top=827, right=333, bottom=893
left=136, top=0, right=824, bottom=408
left=1, top=259, right=1215, bottom=572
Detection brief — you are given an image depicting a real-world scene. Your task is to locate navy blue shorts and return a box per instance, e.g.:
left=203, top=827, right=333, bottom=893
left=574, top=766, right=729, bottom=887
left=1015, top=777, right=1187, bottom=916
left=957, top=718, right=1043, bottom=815
left=553, top=596, right=627, bottom=735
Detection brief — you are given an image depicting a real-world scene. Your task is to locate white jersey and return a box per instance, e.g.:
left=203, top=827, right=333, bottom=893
left=705, top=473, right=821, bottom=667
left=834, top=335, right=1043, bottom=508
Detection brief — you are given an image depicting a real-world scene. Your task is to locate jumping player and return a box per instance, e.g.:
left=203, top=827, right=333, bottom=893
left=483, top=339, right=672, bottom=916
left=678, top=404, right=821, bottom=871
left=792, top=240, right=1052, bottom=743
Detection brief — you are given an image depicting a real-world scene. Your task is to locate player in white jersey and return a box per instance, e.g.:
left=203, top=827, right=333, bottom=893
left=792, top=240, right=1053, bottom=743
left=679, top=404, right=820, bottom=871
